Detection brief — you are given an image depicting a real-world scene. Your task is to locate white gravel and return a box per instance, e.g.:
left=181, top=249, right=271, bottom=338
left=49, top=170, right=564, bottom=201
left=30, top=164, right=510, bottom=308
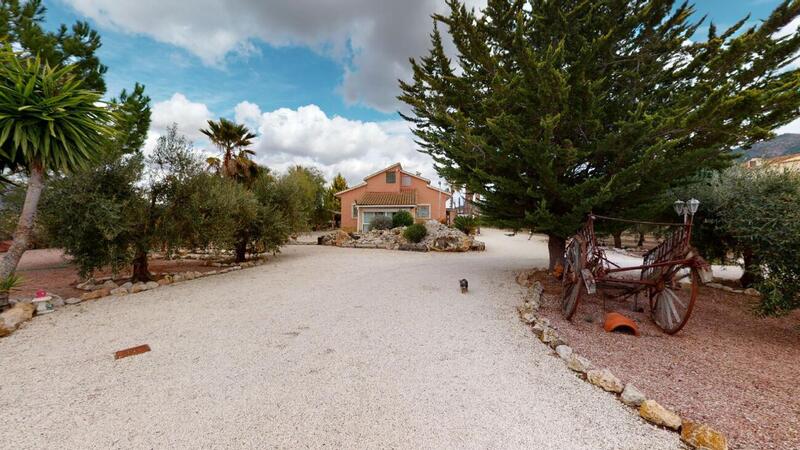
left=0, top=229, right=679, bottom=449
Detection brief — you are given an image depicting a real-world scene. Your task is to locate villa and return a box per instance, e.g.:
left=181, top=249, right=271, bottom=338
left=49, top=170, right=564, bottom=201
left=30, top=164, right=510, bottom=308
left=335, top=163, right=452, bottom=232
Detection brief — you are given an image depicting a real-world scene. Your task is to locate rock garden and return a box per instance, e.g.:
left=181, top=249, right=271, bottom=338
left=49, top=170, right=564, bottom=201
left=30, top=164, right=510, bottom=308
left=318, top=220, right=485, bottom=252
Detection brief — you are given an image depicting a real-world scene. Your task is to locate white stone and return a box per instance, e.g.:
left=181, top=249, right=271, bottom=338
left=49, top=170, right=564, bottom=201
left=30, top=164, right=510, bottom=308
left=145, top=281, right=159, bottom=290
left=621, top=384, right=646, bottom=407
left=555, top=345, right=573, bottom=361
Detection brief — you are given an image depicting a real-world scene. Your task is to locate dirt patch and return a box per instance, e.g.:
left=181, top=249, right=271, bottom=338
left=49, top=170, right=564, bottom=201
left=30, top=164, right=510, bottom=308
left=525, top=271, right=800, bottom=450
left=10, top=249, right=221, bottom=301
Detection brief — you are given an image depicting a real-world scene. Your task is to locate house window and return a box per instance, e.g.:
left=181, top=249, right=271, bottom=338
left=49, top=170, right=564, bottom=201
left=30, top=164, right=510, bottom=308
left=401, top=174, right=411, bottom=186
left=417, top=205, right=430, bottom=219
left=386, top=171, right=396, bottom=183
left=352, top=203, right=358, bottom=218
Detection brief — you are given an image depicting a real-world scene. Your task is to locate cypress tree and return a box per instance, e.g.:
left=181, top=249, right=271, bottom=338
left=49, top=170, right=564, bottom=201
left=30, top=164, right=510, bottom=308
left=400, top=0, right=800, bottom=269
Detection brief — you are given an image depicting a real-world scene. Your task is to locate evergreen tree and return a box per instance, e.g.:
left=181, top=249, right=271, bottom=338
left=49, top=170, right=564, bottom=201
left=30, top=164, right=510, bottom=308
left=0, top=0, right=107, bottom=93
left=399, top=0, right=800, bottom=269
left=324, top=173, right=348, bottom=214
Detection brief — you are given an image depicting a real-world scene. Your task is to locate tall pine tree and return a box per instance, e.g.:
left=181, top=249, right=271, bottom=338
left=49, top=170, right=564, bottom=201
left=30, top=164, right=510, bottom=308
left=400, top=0, right=800, bottom=269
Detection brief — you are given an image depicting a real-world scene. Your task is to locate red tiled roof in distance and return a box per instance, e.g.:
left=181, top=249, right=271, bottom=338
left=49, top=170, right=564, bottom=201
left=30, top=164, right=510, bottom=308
left=356, top=191, right=416, bottom=206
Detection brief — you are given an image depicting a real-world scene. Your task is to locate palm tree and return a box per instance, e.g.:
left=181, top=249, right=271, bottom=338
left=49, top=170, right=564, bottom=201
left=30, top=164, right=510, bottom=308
left=0, top=49, right=114, bottom=280
left=200, top=118, right=257, bottom=179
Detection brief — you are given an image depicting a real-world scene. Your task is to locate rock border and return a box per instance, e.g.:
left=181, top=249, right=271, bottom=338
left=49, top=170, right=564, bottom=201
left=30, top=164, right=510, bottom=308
left=0, top=258, right=269, bottom=339
left=516, top=275, right=728, bottom=450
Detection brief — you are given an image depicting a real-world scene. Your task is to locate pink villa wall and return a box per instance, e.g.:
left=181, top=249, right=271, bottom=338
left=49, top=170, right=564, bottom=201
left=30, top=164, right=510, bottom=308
left=337, top=165, right=451, bottom=232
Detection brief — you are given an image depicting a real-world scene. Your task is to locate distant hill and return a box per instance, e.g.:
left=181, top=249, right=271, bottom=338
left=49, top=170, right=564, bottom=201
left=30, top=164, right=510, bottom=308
left=740, top=133, right=800, bottom=160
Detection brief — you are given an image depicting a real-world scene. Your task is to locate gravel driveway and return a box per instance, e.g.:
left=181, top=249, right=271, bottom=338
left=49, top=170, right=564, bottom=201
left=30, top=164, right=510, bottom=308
left=0, top=229, right=678, bottom=449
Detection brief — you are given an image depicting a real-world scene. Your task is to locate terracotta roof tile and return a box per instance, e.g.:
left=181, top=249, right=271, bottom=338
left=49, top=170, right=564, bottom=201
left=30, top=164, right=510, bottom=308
left=357, top=191, right=416, bottom=206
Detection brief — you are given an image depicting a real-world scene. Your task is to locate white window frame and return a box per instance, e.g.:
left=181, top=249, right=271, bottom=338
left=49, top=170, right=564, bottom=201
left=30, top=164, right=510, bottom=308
left=386, top=171, right=396, bottom=184
left=416, top=204, right=431, bottom=219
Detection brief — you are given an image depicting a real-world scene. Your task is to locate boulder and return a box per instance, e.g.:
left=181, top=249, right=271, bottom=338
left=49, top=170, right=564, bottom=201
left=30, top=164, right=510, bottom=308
left=621, top=384, right=646, bottom=407
left=398, top=242, right=428, bottom=252
left=0, top=302, right=36, bottom=336
left=76, top=279, right=96, bottom=291
left=110, top=287, right=129, bottom=296
left=102, top=280, right=119, bottom=290
left=469, top=240, right=486, bottom=251
left=567, top=354, right=592, bottom=373
left=81, top=288, right=111, bottom=301
left=517, top=302, right=537, bottom=324
left=173, top=274, right=184, bottom=283
left=423, top=220, right=472, bottom=251
left=157, top=277, right=172, bottom=286
left=50, top=296, right=65, bottom=308
left=193, top=271, right=202, bottom=279
left=530, top=322, right=546, bottom=339
left=555, top=345, right=573, bottom=361
left=318, top=229, right=350, bottom=246
left=145, top=281, right=159, bottom=290
left=587, top=368, right=624, bottom=393
left=744, top=288, right=760, bottom=297
left=516, top=272, right=533, bottom=287
left=64, top=297, right=81, bottom=305
left=121, top=281, right=133, bottom=290
left=130, top=282, right=147, bottom=293
left=540, top=327, right=560, bottom=345
left=681, top=420, right=728, bottom=450
left=639, top=400, right=681, bottom=430
left=530, top=281, right=544, bottom=305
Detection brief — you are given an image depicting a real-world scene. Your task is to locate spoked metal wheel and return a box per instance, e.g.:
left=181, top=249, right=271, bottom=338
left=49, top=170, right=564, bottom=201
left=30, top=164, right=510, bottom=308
left=649, top=265, right=698, bottom=335
left=561, top=238, right=586, bottom=320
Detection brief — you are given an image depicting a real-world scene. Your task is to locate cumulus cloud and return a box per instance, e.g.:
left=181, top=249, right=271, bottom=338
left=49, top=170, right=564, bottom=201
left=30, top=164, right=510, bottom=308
left=234, top=101, right=262, bottom=131
left=63, top=0, right=486, bottom=112
left=144, top=93, right=213, bottom=153
left=232, top=102, right=437, bottom=184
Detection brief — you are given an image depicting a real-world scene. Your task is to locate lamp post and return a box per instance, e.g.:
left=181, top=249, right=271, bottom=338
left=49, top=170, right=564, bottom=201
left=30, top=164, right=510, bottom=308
left=674, top=198, right=700, bottom=243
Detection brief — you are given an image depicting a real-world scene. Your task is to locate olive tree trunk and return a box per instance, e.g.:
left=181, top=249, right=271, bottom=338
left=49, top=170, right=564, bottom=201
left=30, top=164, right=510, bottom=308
left=613, top=231, right=623, bottom=249
left=0, top=166, right=45, bottom=280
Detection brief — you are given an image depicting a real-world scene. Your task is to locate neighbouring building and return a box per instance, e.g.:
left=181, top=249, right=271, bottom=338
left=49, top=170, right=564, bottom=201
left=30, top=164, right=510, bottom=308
left=744, top=153, right=800, bottom=171
left=335, top=163, right=452, bottom=232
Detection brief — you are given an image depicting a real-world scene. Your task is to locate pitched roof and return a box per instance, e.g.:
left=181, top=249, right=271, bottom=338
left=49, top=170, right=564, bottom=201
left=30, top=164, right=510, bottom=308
left=356, top=191, right=416, bottom=206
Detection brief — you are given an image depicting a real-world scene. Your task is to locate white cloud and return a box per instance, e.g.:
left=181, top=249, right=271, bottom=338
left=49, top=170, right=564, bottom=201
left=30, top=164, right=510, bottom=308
left=232, top=102, right=438, bottom=185
left=145, top=92, right=214, bottom=153
left=234, top=101, right=262, bottom=131
left=63, top=0, right=486, bottom=112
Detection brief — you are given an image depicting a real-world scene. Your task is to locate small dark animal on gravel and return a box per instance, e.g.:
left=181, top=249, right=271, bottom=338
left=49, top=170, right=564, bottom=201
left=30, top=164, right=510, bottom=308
left=460, top=279, right=468, bottom=293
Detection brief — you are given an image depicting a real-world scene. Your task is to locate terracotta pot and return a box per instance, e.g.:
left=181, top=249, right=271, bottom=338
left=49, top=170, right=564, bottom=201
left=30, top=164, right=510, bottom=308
left=603, top=312, right=640, bottom=336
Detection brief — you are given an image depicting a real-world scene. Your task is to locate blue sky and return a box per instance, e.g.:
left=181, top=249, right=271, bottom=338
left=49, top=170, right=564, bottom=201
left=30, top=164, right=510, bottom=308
left=42, top=0, right=798, bottom=183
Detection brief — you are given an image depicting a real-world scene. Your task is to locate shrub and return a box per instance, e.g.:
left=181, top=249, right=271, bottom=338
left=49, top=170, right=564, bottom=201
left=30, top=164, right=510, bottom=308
left=392, top=210, right=414, bottom=227
left=678, top=167, right=800, bottom=315
left=453, top=215, right=479, bottom=235
left=369, top=215, right=393, bottom=231
left=403, top=223, right=427, bottom=243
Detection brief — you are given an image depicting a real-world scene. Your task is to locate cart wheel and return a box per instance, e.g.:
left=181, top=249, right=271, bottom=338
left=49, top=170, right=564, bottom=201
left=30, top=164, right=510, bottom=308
left=649, top=265, right=698, bottom=335
left=561, top=238, right=585, bottom=320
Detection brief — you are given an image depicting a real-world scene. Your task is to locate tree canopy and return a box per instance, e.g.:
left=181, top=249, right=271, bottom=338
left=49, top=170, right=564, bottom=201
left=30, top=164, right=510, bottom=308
left=400, top=0, right=800, bottom=268
left=0, top=0, right=107, bottom=93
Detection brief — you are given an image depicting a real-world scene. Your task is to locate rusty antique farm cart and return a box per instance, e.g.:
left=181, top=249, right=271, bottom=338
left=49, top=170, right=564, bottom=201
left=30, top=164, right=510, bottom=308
left=561, top=206, right=713, bottom=335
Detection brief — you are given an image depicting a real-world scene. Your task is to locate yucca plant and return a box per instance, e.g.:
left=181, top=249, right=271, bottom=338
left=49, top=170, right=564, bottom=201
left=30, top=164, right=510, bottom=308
left=0, top=273, right=22, bottom=311
left=0, top=47, right=114, bottom=280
